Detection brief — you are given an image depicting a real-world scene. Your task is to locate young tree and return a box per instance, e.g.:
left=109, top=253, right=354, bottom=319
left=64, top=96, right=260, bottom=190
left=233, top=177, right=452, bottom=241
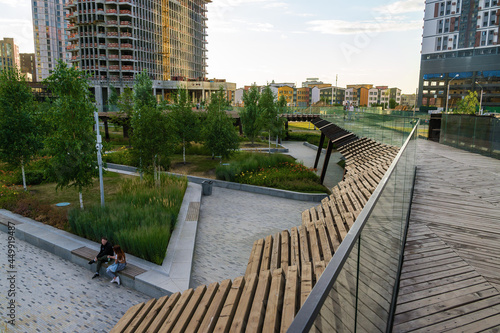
left=109, top=86, right=134, bottom=140
left=130, top=72, right=175, bottom=181
left=389, top=98, right=397, bottom=109
left=259, top=86, right=278, bottom=151
left=0, top=69, right=42, bottom=190
left=203, top=87, right=239, bottom=159
left=169, top=87, right=199, bottom=164
left=454, top=91, right=479, bottom=115
left=240, top=85, right=262, bottom=145
left=43, top=61, right=98, bottom=209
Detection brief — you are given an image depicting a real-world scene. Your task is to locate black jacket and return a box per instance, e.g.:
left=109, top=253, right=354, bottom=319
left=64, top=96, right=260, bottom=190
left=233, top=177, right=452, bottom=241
left=97, top=241, right=114, bottom=258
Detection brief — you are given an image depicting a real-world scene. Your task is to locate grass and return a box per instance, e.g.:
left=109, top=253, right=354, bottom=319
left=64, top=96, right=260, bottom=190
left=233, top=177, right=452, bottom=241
left=288, top=122, right=320, bottom=131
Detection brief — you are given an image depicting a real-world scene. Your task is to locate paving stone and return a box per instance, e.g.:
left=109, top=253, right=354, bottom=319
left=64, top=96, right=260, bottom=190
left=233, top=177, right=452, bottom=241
left=0, top=232, right=150, bottom=332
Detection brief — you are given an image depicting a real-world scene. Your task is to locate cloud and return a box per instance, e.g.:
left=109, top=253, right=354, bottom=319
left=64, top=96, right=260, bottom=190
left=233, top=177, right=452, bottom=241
left=374, top=0, right=425, bottom=14
left=0, top=0, right=29, bottom=7
left=249, top=22, right=275, bottom=32
left=307, top=19, right=421, bottom=35
left=0, top=18, right=34, bottom=52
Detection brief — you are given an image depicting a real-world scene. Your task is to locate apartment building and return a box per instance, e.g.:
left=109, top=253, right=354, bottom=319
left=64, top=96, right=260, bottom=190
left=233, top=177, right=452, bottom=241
left=31, top=0, right=71, bottom=80
left=418, top=0, right=500, bottom=110
left=0, top=38, right=20, bottom=72
left=64, top=0, right=212, bottom=108
left=319, top=86, right=345, bottom=105
left=20, top=53, right=37, bottom=82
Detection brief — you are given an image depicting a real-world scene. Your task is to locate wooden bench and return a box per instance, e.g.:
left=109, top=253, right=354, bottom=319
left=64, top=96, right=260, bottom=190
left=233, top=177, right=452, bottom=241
left=71, top=246, right=146, bottom=280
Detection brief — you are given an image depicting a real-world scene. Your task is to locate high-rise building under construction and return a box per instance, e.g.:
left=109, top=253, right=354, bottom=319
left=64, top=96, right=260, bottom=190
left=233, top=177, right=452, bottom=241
left=63, top=0, right=212, bottom=108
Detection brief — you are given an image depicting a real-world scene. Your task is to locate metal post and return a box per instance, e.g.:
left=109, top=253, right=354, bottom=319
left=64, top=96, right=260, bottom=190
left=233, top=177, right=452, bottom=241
left=475, top=81, right=484, bottom=115
left=445, top=74, right=459, bottom=113
left=94, top=111, right=105, bottom=208
left=320, top=139, right=334, bottom=185
left=314, top=132, right=326, bottom=169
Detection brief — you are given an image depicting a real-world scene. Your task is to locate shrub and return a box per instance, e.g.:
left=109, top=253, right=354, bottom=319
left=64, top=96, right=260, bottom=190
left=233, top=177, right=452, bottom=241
left=287, top=132, right=328, bottom=148
left=68, top=174, right=187, bottom=264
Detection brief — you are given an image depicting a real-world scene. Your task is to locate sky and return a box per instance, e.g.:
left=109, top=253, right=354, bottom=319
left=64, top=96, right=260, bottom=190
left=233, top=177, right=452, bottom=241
left=0, top=0, right=426, bottom=93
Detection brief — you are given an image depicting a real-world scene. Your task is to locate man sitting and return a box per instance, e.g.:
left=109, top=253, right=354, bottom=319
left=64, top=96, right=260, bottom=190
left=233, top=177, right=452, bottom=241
left=88, top=237, right=114, bottom=279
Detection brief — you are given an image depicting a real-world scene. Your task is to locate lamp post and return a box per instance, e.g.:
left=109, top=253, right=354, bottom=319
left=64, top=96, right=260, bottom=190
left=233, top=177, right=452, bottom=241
left=445, top=74, right=459, bottom=113
left=475, top=81, right=484, bottom=115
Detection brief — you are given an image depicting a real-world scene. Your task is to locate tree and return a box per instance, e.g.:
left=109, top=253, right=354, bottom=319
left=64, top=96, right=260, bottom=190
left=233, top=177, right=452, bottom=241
left=43, top=61, right=98, bottom=209
left=130, top=73, right=174, bottom=181
left=110, top=86, right=134, bottom=140
left=240, top=85, right=262, bottom=145
left=169, top=87, right=199, bottom=164
left=389, top=98, right=397, bottom=109
left=203, top=87, right=239, bottom=159
left=0, top=68, right=42, bottom=190
left=454, top=91, right=479, bottom=115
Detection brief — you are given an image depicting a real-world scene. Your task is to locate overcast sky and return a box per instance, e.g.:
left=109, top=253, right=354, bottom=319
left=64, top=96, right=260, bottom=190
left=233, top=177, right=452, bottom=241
left=0, top=0, right=425, bottom=93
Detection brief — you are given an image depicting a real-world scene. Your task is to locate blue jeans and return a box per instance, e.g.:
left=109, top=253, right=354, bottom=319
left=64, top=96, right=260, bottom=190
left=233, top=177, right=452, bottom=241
left=106, top=263, right=126, bottom=278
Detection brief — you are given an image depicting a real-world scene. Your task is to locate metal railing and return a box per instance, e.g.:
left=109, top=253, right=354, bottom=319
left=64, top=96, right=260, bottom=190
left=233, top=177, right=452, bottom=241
left=288, top=124, right=419, bottom=333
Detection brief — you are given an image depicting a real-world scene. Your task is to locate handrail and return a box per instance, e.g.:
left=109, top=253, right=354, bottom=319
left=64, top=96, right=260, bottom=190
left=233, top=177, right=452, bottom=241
left=287, top=123, right=419, bottom=332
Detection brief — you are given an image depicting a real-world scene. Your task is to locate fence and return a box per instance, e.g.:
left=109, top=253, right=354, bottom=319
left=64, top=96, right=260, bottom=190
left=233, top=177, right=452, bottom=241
left=288, top=124, right=419, bottom=332
left=441, top=114, right=500, bottom=159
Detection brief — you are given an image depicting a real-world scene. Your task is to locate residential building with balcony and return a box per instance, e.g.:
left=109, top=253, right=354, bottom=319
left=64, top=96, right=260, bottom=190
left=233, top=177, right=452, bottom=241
left=319, top=86, right=345, bottom=105
left=418, top=0, right=500, bottom=111
left=31, top=0, right=71, bottom=80
left=20, top=53, right=37, bottom=82
left=0, top=38, right=20, bottom=72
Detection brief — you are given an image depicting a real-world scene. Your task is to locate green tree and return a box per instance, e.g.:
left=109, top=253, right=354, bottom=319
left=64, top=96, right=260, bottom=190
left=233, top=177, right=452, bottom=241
left=134, top=70, right=156, bottom=110
left=0, top=69, right=42, bottom=190
left=240, top=85, right=262, bottom=145
left=110, top=86, right=134, bottom=140
left=43, top=62, right=98, bottom=209
left=203, top=87, right=239, bottom=159
left=169, top=87, right=199, bottom=164
left=131, top=73, right=175, bottom=181
left=389, top=98, right=397, bottom=109
left=454, top=91, right=479, bottom=115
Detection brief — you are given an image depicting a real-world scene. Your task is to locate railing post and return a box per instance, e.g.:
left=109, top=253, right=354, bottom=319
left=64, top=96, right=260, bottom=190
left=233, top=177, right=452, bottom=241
left=314, top=132, right=326, bottom=169
left=320, top=139, right=333, bottom=185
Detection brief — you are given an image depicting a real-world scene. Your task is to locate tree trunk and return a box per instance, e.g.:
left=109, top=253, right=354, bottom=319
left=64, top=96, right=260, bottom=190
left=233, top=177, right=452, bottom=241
left=183, top=138, right=186, bottom=164
left=79, top=192, right=84, bottom=210
left=21, top=163, right=27, bottom=191
left=268, top=131, right=271, bottom=154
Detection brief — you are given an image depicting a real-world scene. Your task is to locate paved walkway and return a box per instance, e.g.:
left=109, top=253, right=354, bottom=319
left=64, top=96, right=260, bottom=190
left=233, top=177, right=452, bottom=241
left=190, top=188, right=314, bottom=287
left=0, top=232, right=150, bottom=332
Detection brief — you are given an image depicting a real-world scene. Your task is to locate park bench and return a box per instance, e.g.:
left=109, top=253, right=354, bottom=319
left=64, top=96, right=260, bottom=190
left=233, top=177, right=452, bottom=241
left=71, top=246, right=146, bottom=281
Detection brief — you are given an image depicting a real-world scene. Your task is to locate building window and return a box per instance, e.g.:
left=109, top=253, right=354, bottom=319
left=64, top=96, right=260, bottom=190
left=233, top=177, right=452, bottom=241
left=485, top=0, right=490, bottom=8
left=490, top=11, right=496, bottom=26
left=446, top=1, right=451, bottom=15
left=438, top=19, right=443, bottom=33
left=445, top=19, right=450, bottom=32
left=481, top=31, right=487, bottom=46
left=443, top=36, right=448, bottom=50
left=456, top=0, right=461, bottom=13
left=436, top=37, right=442, bottom=50
left=483, top=12, right=489, bottom=27
left=440, top=2, right=445, bottom=16
left=488, top=30, right=495, bottom=45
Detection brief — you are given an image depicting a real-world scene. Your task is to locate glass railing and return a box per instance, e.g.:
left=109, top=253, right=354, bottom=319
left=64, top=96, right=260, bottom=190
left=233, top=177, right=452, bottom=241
left=441, top=114, right=500, bottom=159
left=288, top=123, right=419, bottom=333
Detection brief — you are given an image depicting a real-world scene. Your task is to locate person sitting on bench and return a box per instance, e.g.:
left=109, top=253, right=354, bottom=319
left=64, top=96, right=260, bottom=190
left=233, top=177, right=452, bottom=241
left=107, top=245, right=127, bottom=285
left=88, top=237, right=114, bottom=279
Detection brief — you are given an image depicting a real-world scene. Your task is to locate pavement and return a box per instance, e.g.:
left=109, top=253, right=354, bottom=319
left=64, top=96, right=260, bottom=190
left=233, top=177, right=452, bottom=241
left=0, top=231, right=151, bottom=333
left=0, top=141, right=337, bottom=332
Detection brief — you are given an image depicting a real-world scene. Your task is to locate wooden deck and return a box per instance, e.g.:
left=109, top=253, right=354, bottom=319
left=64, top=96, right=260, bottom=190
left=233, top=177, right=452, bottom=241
left=393, top=140, right=500, bottom=332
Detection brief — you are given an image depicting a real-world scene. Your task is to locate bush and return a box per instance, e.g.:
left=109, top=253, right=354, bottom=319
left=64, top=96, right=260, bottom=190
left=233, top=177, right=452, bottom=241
left=216, top=152, right=328, bottom=193
left=287, top=132, right=328, bottom=148
left=12, top=170, right=46, bottom=185
left=68, top=174, right=187, bottom=264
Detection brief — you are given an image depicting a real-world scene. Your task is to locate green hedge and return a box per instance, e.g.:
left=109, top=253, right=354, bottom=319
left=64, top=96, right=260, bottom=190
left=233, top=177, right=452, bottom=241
left=68, top=174, right=187, bottom=264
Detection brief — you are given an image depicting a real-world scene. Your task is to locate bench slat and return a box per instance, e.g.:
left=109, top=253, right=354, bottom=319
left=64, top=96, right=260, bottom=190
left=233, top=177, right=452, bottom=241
left=135, top=295, right=169, bottom=333
left=110, top=302, right=145, bottom=333
left=260, top=235, right=273, bottom=272
left=198, top=279, right=232, bottom=333
left=263, top=268, right=285, bottom=333
left=281, top=265, right=299, bottom=333
left=214, top=276, right=245, bottom=333
left=270, top=232, right=281, bottom=273
left=184, top=282, right=219, bottom=333
left=123, top=298, right=157, bottom=333
left=230, top=273, right=258, bottom=333
left=280, top=230, right=290, bottom=274
left=146, top=292, right=180, bottom=333
left=159, top=288, right=194, bottom=332
left=246, top=270, right=271, bottom=333
left=171, top=285, right=206, bottom=333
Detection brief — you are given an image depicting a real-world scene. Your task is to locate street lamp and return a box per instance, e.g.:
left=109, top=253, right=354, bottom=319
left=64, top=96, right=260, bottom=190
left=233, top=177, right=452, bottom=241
left=445, top=74, right=459, bottom=113
left=475, top=81, right=484, bottom=115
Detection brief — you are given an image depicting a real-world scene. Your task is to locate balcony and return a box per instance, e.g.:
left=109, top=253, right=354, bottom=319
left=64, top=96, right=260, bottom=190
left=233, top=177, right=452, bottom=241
left=122, top=65, right=134, bottom=71
left=120, top=21, right=131, bottom=26
left=107, top=43, right=120, bottom=48
left=106, top=9, right=117, bottom=14
left=119, top=10, right=132, bottom=15
left=121, top=43, right=133, bottom=48
left=106, top=20, right=118, bottom=26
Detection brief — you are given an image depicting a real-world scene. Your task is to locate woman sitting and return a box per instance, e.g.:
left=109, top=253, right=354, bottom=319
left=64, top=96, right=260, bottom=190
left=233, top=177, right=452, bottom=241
left=106, top=245, right=127, bottom=285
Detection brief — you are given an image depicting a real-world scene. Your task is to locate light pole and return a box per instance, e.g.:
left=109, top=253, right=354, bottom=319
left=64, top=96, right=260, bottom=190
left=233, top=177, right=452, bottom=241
left=475, top=81, right=484, bottom=115
left=445, top=74, right=459, bottom=113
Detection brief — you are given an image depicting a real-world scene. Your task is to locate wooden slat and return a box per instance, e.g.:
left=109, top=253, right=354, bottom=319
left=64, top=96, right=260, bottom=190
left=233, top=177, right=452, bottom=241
left=110, top=302, right=145, bottom=333
left=281, top=230, right=290, bottom=274
left=171, top=285, right=206, bottom=333
left=230, top=274, right=258, bottom=333
left=146, top=292, right=180, bottom=333
left=290, top=227, right=301, bottom=271
left=184, top=282, right=219, bottom=333
left=270, top=232, right=281, bottom=273
left=262, top=268, right=285, bottom=333
left=307, top=223, right=322, bottom=265
left=281, top=265, right=299, bottom=333
left=301, top=262, right=313, bottom=306
left=123, top=298, right=157, bottom=333
left=317, top=220, right=333, bottom=263
left=246, top=270, right=272, bottom=333
left=134, top=296, right=169, bottom=333
left=260, top=234, right=273, bottom=273
left=246, top=238, right=264, bottom=278
left=198, top=279, right=232, bottom=333
left=298, top=225, right=310, bottom=266
left=158, top=289, right=194, bottom=332
left=214, top=276, right=245, bottom=333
